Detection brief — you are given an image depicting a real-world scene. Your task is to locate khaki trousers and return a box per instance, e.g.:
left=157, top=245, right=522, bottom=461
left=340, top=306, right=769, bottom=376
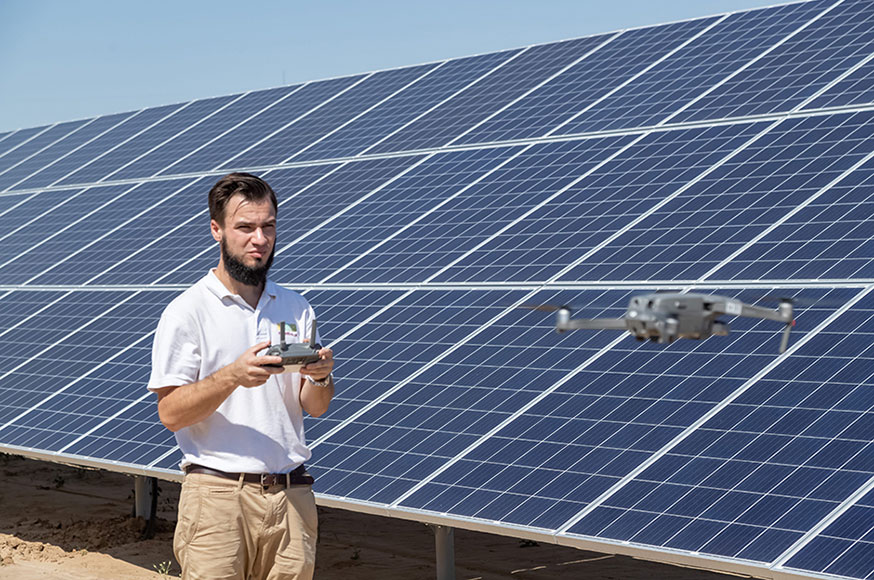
left=174, top=472, right=318, bottom=580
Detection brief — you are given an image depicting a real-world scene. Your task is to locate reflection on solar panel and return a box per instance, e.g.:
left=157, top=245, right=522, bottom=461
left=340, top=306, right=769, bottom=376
left=1, top=1, right=873, bottom=578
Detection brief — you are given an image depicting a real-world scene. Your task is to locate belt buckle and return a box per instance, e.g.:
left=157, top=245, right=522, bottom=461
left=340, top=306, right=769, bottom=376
left=260, top=473, right=271, bottom=487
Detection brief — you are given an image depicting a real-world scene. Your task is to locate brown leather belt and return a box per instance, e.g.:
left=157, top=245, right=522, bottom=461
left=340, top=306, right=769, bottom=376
left=184, top=463, right=314, bottom=487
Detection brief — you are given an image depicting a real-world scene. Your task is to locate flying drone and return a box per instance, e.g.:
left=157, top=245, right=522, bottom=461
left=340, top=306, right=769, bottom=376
left=526, top=292, right=795, bottom=353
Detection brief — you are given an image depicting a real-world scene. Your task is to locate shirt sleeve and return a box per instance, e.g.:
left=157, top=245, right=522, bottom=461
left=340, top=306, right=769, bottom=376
left=147, top=308, right=201, bottom=392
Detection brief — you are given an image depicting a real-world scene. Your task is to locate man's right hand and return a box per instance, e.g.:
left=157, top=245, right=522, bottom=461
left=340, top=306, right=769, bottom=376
left=230, top=342, right=285, bottom=388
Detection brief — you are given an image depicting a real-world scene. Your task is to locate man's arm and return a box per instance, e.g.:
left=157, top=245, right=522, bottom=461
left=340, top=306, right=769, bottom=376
left=300, top=347, right=335, bottom=417
left=156, top=342, right=284, bottom=432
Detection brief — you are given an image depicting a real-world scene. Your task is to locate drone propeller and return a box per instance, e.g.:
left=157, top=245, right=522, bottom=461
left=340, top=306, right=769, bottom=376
left=557, top=317, right=628, bottom=333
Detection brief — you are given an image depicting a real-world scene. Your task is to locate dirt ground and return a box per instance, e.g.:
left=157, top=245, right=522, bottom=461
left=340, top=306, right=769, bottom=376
left=0, top=454, right=743, bottom=579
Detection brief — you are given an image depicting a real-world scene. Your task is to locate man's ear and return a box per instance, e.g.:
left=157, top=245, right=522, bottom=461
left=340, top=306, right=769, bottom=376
left=210, top=219, right=222, bottom=243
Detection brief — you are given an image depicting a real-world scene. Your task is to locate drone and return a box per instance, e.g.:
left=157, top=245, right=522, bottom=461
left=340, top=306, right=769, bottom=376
left=526, top=292, right=795, bottom=353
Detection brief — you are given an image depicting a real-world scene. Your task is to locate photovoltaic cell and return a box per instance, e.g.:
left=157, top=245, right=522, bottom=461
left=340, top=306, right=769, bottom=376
left=168, top=77, right=364, bottom=176
left=0, top=185, right=120, bottom=280
left=569, top=288, right=871, bottom=564
left=672, top=0, right=874, bottom=123
left=709, top=157, right=874, bottom=281
left=0, top=291, right=176, bottom=453
left=222, top=63, right=441, bottom=169
left=65, top=398, right=175, bottom=469
left=270, top=145, right=523, bottom=285
left=453, top=17, right=719, bottom=146
left=0, top=290, right=135, bottom=425
left=26, top=178, right=204, bottom=286
left=553, top=0, right=830, bottom=135
left=17, top=103, right=186, bottom=190
left=87, top=163, right=344, bottom=286
left=315, top=135, right=633, bottom=285
left=366, top=34, right=622, bottom=155
left=56, top=95, right=240, bottom=186
left=0, top=192, right=45, bottom=224
left=804, top=56, right=874, bottom=111
left=309, top=288, right=538, bottom=501
left=560, top=110, right=874, bottom=282
left=0, top=130, right=16, bottom=151
left=0, top=126, right=54, bottom=166
left=0, top=119, right=90, bottom=178
left=299, top=288, right=411, bottom=439
left=125, top=86, right=298, bottom=180
left=0, top=112, right=136, bottom=193
left=289, top=50, right=521, bottom=162
left=0, top=180, right=192, bottom=285
left=786, top=487, right=874, bottom=579
left=435, top=121, right=765, bottom=284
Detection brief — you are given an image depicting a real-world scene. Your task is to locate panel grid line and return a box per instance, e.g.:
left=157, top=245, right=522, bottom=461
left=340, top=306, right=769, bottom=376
left=0, top=123, right=56, bottom=162
left=149, top=85, right=308, bottom=177
left=697, top=144, right=874, bottom=282
left=443, top=31, right=624, bottom=147
left=354, top=47, right=531, bottom=157
left=543, top=14, right=731, bottom=138
left=655, top=0, right=843, bottom=128
left=45, top=102, right=195, bottom=188
left=280, top=61, right=450, bottom=164
left=2, top=111, right=140, bottom=193
left=547, top=118, right=784, bottom=283
left=211, top=73, right=376, bottom=171
left=94, top=91, right=252, bottom=183
left=554, top=284, right=874, bottom=536
left=0, top=118, right=97, bottom=180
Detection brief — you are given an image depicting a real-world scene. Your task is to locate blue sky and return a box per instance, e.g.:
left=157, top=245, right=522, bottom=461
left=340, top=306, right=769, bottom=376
left=1, top=0, right=786, bottom=133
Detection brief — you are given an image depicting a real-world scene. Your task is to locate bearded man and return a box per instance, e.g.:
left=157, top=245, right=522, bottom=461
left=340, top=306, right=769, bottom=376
left=148, top=172, right=334, bottom=580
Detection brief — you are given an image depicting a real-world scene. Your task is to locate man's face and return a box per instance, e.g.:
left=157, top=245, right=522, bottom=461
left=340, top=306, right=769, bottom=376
left=211, top=194, right=277, bottom=286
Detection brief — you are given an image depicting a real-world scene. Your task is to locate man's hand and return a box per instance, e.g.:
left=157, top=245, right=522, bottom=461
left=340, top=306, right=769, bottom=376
left=156, top=341, right=286, bottom=431
left=300, top=348, right=335, bottom=418
left=302, top=348, right=334, bottom=381
left=230, top=341, right=285, bottom=387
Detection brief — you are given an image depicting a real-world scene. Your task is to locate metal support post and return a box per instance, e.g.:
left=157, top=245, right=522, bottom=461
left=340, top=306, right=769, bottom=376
left=433, top=524, right=455, bottom=580
left=134, top=476, right=159, bottom=539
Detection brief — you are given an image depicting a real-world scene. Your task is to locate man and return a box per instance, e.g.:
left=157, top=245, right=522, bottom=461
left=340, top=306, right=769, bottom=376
left=148, top=172, right=334, bottom=580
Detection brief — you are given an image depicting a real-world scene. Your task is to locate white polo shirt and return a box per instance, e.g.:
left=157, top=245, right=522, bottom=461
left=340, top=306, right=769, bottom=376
left=148, top=270, right=317, bottom=473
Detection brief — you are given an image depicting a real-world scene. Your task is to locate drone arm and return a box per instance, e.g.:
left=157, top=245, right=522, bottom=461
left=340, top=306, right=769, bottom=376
left=738, top=303, right=792, bottom=324
left=713, top=299, right=794, bottom=354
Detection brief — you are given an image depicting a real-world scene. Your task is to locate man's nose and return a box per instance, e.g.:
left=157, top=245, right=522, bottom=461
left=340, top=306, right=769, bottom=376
left=252, top=228, right=268, bottom=244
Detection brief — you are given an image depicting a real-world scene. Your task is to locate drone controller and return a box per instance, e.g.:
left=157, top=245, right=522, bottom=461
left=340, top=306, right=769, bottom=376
left=262, top=319, right=321, bottom=373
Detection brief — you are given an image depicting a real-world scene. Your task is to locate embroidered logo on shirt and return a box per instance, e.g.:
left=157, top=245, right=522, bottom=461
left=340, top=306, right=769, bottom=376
left=278, top=322, right=299, bottom=342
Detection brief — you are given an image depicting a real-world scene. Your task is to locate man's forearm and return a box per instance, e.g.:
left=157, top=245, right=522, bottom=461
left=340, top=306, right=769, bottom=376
left=156, top=366, right=240, bottom=432
left=300, top=376, right=334, bottom=418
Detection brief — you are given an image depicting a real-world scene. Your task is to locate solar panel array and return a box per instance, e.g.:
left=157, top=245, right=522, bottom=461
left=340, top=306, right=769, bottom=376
left=1, top=0, right=874, bottom=578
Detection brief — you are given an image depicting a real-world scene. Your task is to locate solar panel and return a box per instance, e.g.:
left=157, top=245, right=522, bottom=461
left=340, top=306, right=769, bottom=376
left=1, top=1, right=874, bottom=579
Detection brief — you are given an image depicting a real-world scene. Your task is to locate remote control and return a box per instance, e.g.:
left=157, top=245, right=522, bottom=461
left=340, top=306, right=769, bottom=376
left=263, top=319, right=321, bottom=372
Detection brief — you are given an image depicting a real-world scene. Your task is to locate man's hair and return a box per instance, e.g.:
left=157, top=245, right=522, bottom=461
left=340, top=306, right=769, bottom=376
left=208, top=172, right=278, bottom=225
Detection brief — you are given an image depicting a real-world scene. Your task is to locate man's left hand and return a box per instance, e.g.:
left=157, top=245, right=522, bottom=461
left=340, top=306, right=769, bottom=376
left=302, top=348, right=333, bottom=381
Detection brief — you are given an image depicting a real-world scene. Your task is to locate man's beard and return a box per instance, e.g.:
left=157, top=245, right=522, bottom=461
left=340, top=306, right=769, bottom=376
left=221, top=238, right=274, bottom=287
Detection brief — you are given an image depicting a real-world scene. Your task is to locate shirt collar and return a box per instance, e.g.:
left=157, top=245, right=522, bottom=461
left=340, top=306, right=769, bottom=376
left=204, top=269, right=277, bottom=302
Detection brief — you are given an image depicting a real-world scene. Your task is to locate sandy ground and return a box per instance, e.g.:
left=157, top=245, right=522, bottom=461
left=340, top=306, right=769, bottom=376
left=0, top=454, right=742, bottom=579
